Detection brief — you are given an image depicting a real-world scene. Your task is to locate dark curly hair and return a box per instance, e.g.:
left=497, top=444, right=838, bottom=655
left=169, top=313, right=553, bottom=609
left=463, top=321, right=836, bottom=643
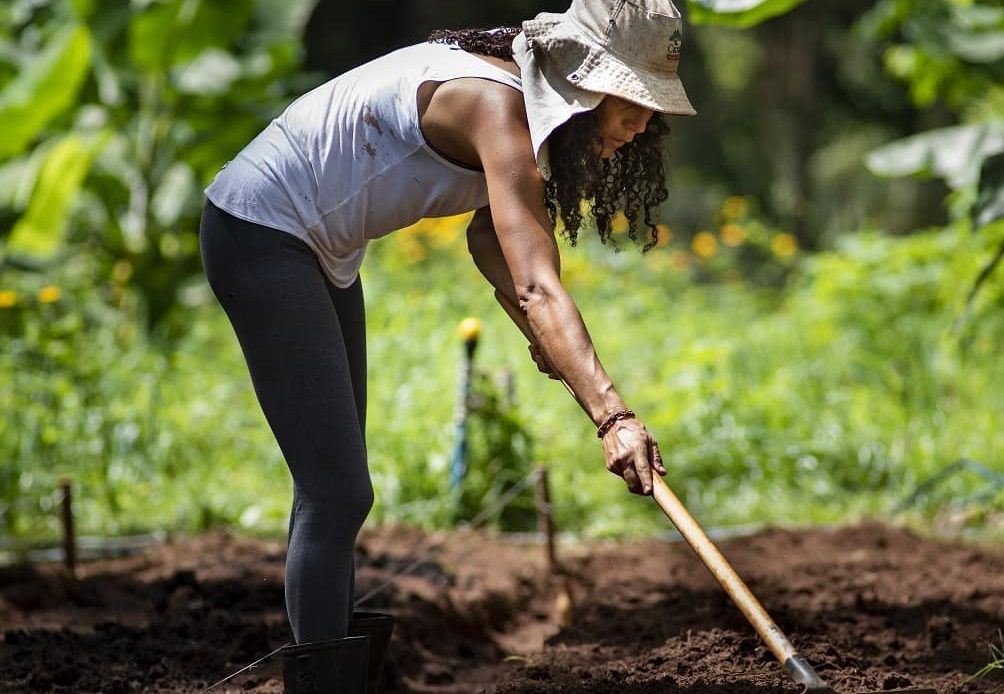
left=429, top=27, right=670, bottom=251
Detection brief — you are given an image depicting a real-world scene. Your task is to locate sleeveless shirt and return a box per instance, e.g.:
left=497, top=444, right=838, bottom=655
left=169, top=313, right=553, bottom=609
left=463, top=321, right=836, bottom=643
left=204, top=42, right=524, bottom=287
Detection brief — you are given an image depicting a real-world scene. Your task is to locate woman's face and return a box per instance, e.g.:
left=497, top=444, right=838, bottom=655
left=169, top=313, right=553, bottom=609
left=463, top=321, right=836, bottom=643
left=594, top=95, right=654, bottom=159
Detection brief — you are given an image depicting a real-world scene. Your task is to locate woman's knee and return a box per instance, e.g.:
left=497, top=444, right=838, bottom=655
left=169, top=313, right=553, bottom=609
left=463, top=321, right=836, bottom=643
left=298, top=471, right=374, bottom=531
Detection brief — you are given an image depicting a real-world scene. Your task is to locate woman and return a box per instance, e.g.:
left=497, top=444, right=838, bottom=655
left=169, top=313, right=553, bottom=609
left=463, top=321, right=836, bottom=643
left=199, top=0, right=696, bottom=690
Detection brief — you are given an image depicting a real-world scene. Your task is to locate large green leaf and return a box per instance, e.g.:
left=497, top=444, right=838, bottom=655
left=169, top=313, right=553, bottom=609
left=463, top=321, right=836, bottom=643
left=128, top=0, right=253, bottom=71
left=0, top=25, right=92, bottom=160
left=946, top=29, right=1004, bottom=63
left=866, top=124, right=1004, bottom=190
left=686, top=0, right=809, bottom=28
left=6, top=133, right=107, bottom=257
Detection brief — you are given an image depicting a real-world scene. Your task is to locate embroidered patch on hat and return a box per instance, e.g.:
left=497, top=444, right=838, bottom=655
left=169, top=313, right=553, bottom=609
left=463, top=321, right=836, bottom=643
left=667, top=29, right=683, bottom=60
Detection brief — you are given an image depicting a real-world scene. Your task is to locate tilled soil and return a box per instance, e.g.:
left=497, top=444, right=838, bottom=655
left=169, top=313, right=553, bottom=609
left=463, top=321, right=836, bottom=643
left=0, top=523, right=1002, bottom=693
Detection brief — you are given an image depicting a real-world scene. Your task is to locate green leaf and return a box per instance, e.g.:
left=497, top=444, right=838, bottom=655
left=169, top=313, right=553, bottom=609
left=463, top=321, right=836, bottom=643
left=866, top=124, right=1004, bottom=190
left=946, top=29, right=1004, bottom=63
left=172, top=48, right=242, bottom=95
left=128, top=0, right=253, bottom=71
left=974, top=152, right=1004, bottom=229
left=6, top=133, right=107, bottom=257
left=151, top=162, right=197, bottom=227
left=0, top=25, right=92, bottom=160
left=686, top=0, right=809, bottom=28
left=69, top=0, right=96, bottom=20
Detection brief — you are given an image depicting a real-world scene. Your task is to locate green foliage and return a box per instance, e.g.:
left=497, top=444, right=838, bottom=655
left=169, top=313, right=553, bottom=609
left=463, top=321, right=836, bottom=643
left=127, top=0, right=254, bottom=72
left=0, top=0, right=312, bottom=330
left=686, top=0, right=809, bottom=28
left=866, top=123, right=1004, bottom=191
left=0, top=24, right=91, bottom=159
left=858, top=0, right=1004, bottom=228
left=454, top=370, right=537, bottom=531
left=7, top=132, right=108, bottom=257
left=858, top=0, right=1004, bottom=110
left=968, top=630, right=1004, bottom=683
left=3, top=213, right=1001, bottom=540
left=2, top=0, right=1002, bottom=544
left=0, top=257, right=289, bottom=538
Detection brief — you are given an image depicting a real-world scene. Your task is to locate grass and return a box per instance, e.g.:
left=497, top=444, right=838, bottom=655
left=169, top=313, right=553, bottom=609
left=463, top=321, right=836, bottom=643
left=968, top=630, right=1004, bottom=684
left=1, top=213, right=1003, bottom=540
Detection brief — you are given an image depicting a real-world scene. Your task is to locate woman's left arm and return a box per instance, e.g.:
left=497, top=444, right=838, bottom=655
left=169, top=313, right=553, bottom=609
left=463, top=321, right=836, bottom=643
left=460, top=84, right=666, bottom=496
left=467, top=207, right=560, bottom=379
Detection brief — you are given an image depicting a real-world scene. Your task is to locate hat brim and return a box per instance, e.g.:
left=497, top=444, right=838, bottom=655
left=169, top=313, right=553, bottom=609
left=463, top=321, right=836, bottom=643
left=523, top=15, right=697, bottom=116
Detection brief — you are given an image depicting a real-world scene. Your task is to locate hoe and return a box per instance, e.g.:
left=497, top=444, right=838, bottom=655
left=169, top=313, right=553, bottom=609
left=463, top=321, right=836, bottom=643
left=650, top=473, right=936, bottom=694
left=500, top=293, right=936, bottom=693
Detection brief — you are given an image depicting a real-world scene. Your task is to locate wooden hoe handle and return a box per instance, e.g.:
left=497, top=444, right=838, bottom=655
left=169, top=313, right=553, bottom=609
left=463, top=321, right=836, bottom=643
left=651, top=474, right=835, bottom=693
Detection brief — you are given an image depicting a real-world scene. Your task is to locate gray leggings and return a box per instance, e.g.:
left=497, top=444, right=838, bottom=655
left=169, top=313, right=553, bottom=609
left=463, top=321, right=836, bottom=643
left=199, top=201, right=373, bottom=643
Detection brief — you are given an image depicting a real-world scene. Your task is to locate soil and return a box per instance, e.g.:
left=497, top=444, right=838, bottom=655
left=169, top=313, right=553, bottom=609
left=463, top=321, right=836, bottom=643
left=1, top=523, right=1002, bottom=693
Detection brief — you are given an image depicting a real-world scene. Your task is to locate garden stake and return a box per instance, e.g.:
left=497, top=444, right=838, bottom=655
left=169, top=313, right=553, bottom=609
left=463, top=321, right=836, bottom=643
left=534, top=464, right=557, bottom=572
left=59, top=477, right=76, bottom=579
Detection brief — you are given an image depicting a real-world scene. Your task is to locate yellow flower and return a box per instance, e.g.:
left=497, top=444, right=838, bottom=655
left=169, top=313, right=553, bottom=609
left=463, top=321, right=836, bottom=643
left=771, top=233, right=798, bottom=258
left=720, top=223, right=745, bottom=247
left=457, top=317, right=482, bottom=342
left=669, top=250, right=691, bottom=271
left=0, top=290, right=16, bottom=308
left=691, top=231, right=718, bottom=259
left=722, top=196, right=748, bottom=221
left=655, top=223, right=672, bottom=248
left=611, top=210, right=629, bottom=235
left=401, top=233, right=427, bottom=263
left=38, top=286, right=61, bottom=303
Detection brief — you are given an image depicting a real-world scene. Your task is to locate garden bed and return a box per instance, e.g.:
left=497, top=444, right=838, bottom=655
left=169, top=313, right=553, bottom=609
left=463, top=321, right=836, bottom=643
left=1, top=523, right=1002, bottom=693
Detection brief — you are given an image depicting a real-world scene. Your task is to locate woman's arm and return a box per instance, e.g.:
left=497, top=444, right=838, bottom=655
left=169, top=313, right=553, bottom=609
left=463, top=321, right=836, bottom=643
left=425, top=77, right=664, bottom=495
left=465, top=85, right=665, bottom=495
left=467, top=94, right=624, bottom=425
left=467, top=207, right=562, bottom=381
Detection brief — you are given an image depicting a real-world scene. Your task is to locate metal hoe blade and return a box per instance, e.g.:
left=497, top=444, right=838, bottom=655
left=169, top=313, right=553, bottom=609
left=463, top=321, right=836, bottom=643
left=800, top=673, right=936, bottom=693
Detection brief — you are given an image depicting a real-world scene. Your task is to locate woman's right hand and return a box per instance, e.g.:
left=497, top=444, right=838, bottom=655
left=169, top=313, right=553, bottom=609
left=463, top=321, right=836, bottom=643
left=600, top=416, right=666, bottom=496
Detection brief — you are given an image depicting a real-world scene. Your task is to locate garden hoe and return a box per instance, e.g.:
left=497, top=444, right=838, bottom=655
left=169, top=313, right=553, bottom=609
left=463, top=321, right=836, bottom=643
left=502, top=291, right=933, bottom=692
left=649, top=473, right=936, bottom=694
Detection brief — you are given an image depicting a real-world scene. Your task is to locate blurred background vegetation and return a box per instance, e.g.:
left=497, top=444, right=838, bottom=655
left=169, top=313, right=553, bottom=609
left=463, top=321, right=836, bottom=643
left=1, top=0, right=1002, bottom=546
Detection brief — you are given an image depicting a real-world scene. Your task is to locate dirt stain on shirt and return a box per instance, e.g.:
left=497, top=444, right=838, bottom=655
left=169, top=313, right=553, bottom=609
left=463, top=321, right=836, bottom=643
left=362, top=143, right=378, bottom=158
left=362, top=106, right=384, bottom=136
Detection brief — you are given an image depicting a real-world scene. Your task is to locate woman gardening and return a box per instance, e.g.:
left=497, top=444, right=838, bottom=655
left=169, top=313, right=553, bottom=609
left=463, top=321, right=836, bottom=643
left=199, top=0, right=696, bottom=691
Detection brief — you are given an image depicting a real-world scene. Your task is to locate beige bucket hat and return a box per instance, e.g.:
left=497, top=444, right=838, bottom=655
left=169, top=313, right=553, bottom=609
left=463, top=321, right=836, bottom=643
left=512, top=0, right=696, bottom=179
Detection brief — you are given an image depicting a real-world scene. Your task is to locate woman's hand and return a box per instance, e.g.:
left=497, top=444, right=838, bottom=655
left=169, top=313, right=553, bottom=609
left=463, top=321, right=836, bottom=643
left=601, top=417, right=666, bottom=495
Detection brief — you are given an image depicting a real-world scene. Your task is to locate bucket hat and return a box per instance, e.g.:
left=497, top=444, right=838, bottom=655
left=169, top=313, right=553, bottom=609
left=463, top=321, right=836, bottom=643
left=512, top=0, right=696, bottom=179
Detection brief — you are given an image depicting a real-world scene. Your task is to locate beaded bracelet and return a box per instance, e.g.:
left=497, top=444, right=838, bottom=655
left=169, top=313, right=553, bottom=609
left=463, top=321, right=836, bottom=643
left=596, top=409, right=636, bottom=439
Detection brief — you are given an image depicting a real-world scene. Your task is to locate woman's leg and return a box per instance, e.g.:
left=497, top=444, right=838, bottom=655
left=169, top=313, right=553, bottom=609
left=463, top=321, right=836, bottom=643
left=199, top=201, right=373, bottom=643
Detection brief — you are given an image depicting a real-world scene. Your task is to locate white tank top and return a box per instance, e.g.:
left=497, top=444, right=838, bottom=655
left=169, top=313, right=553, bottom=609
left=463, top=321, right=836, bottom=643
left=204, top=42, right=523, bottom=287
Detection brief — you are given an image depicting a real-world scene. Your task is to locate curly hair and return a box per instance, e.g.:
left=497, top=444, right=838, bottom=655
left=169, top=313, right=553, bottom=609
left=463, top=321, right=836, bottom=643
left=428, top=27, right=670, bottom=251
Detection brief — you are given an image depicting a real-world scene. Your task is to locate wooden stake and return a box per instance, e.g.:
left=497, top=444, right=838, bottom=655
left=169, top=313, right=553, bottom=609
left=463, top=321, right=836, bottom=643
left=59, top=476, right=76, bottom=578
left=534, top=465, right=557, bottom=572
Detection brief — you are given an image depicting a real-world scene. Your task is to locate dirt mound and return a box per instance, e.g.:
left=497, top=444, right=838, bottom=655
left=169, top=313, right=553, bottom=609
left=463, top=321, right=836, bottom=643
left=0, top=524, right=1001, bottom=693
